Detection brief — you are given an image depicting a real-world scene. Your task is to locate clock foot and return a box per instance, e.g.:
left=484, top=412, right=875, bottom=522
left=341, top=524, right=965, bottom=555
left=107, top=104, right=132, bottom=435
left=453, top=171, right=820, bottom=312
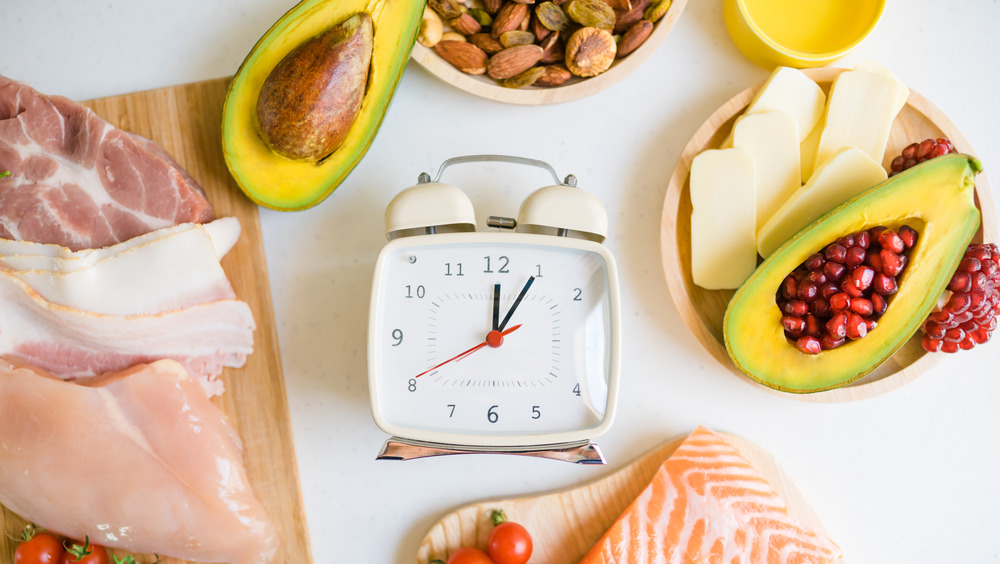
left=376, top=437, right=606, bottom=464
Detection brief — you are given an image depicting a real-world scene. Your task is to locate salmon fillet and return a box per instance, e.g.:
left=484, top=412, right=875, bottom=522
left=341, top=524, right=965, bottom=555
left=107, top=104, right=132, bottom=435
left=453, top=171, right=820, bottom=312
left=579, top=427, right=842, bottom=563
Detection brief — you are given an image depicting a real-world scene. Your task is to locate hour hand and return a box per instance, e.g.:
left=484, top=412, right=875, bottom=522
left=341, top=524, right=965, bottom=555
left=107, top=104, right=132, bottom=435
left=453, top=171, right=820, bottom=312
left=492, top=283, right=501, bottom=331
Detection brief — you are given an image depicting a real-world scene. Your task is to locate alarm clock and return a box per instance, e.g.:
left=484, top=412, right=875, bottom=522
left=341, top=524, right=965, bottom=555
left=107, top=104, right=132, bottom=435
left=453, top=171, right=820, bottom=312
left=367, top=155, right=621, bottom=464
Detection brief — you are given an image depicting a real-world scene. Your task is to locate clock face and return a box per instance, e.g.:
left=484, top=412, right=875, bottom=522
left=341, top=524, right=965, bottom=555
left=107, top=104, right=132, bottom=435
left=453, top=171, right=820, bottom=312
left=368, top=233, right=619, bottom=447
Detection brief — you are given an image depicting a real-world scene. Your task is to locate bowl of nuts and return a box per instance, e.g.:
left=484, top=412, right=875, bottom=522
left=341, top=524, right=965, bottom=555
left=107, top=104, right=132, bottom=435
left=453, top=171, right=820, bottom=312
left=410, top=0, right=687, bottom=104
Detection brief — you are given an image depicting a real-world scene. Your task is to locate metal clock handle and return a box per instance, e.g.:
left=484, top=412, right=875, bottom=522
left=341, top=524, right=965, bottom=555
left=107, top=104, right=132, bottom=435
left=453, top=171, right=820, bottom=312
left=418, top=154, right=578, bottom=188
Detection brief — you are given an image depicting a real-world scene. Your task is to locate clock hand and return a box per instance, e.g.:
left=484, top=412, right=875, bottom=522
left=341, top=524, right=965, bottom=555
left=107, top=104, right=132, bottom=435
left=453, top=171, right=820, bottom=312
left=414, top=324, right=522, bottom=378
left=498, top=276, right=535, bottom=331
left=492, top=283, right=501, bottom=331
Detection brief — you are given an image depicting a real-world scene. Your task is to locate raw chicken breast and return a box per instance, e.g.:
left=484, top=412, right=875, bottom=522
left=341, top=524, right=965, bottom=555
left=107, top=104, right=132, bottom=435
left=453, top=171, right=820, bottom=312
left=0, top=74, right=214, bottom=250
left=580, top=427, right=842, bottom=563
left=0, top=358, right=279, bottom=564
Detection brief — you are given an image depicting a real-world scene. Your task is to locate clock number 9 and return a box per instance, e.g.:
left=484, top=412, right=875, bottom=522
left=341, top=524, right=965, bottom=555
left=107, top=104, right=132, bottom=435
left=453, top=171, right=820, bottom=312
left=391, top=329, right=403, bottom=346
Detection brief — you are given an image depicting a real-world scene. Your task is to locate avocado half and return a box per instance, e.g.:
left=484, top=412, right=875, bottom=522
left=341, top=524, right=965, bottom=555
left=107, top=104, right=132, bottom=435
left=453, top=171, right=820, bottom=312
left=724, top=154, right=982, bottom=393
left=222, top=0, right=425, bottom=211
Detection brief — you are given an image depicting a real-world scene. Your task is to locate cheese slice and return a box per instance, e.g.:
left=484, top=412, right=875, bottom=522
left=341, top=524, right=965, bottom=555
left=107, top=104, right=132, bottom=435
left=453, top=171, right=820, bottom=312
left=732, top=110, right=801, bottom=230
left=690, top=148, right=757, bottom=290
left=854, top=60, right=910, bottom=115
left=757, top=146, right=887, bottom=257
left=812, top=68, right=904, bottom=172
left=744, top=67, right=826, bottom=141
left=799, top=113, right=824, bottom=182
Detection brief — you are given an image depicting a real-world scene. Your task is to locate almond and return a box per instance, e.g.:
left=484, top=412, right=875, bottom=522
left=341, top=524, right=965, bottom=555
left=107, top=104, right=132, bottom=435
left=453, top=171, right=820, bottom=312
left=484, top=0, right=503, bottom=14
left=539, top=31, right=565, bottom=63
left=434, top=41, right=489, bottom=74
left=449, top=13, right=482, bottom=35
left=616, top=18, right=652, bottom=57
left=492, top=2, right=529, bottom=38
left=487, top=44, right=544, bottom=79
left=613, top=0, right=650, bottom=33
left=602, top=0, right=631, bottom=10
left=534, top=64, right=572, bottom=86
left=468, top=32, right=505, bottom=54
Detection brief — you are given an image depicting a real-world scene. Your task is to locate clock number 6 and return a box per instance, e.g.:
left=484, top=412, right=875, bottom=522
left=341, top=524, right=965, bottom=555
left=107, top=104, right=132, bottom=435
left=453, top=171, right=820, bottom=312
left=487, top=405, right=499, bottom=423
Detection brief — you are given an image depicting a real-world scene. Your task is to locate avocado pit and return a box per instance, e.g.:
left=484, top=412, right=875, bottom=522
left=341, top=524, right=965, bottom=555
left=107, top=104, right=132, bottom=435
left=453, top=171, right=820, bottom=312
left=255, top=12, right=374, bottom=161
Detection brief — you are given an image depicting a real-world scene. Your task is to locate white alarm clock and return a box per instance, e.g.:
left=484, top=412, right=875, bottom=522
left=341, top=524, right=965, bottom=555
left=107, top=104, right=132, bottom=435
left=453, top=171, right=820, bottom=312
left=367, top=156, right=621, bottom=463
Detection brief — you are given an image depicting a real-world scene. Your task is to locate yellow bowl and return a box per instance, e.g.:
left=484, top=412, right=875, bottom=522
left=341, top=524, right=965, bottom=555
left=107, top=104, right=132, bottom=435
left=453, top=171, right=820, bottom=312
left=724, top=0, right=885, bottom=69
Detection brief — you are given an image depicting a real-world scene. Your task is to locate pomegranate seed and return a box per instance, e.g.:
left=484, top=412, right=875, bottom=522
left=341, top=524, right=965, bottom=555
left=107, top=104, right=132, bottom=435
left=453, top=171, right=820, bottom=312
left=829, top=292, right=852, bottom=312
left=941, top=341, right=960, bottom=353
left=796, top=336, right=822, bottom=354
left=968, top=291, right=987, bottom=310
left=959, top=336, right=977, bottom=350
left=837, top=234, right=855, bottom=248
left=959, top=319, right=978, bottom=332
left=826, top=313, right=848, bottom=339
left=970, top=272, right=991, bottom=292
left=969, top=245, right=993, bottom=262
left=850, top=298, right=873, bottom=316
left=863, top=316, right=878, bottom=332
left=846, top=313, right=867, bottom=339
left=872, top=273, right=898, bottom=295
left=953, top=311, right=973, bottom=325
left=924, top=321, right=946, bottom=340
left=841, top=279, right=864, bottom=298
left=820, top=334, right=845, bottom=350
left=855, top=231, right=870, bottom=249
left=866, top=251, right=884, bottom=272
left=929, top=310, right=954, bottom=325
left=878, top=230, right=905, bottom=253
left=949, top=272, right=972, bottom=293
left=944, top=327, right=966, bottom=342
left=944, top=293, right=971, bottom=314
left=898, top=225, right=918, bottom=248
left=879, top=249, right=905, bottom=276
left=845, top=246, right=867, bottom=266
left=804, top=314, right=821, bottom=337
left=806, top=270, right=828, bottom=286
left=959, top=257, right=981, bottom=273
left=782, top=316, right=806, bottom=333
left=825, top=243, right=847, bottom=263
left=869, top=226, right=888, bottom=241
left=971, top=327, right=991, bottom=344
left=784, top=300, right=809, bottom=317
left=804, top=253, right=825, bottom=271
left=811, top=298, right=831, bottom=318
left=849, top=266, right=875, bottom=292
left=872, top=294, right=888, bottom=316
left=922, top=335, right=942, bottom=352
left=797, top=282, right=818, bottom=301
left=823, top=261, right=846, bottom=281
left=917, top=138, right=935, bottom=159
left=780, top=276, right=798, bottom=300
left=819, top=282, right=840, bottom=298
left=982, top=260, right=998, bottom=278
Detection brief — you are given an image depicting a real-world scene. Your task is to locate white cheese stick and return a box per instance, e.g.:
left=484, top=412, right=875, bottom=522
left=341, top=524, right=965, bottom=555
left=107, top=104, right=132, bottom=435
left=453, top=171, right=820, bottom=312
left=690, top=148, right=757, bottom=290
left=732, top=110, right=801, bottom=230
left=758, top=146, right=887, bottom=257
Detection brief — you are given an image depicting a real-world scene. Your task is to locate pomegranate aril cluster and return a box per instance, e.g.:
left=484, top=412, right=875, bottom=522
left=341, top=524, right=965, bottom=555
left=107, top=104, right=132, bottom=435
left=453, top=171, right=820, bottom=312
left=921, top=243, right=1000, bottom=353
left=889, top=137, right=957, bottom=176
left=776, top=225, right=917, bottom=354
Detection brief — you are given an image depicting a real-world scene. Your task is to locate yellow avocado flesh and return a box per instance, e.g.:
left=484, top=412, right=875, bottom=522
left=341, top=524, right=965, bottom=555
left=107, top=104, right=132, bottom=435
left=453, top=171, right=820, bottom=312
left=724, top=154, right=982, bottom=393
left=222, top=0, right=425, bottom=211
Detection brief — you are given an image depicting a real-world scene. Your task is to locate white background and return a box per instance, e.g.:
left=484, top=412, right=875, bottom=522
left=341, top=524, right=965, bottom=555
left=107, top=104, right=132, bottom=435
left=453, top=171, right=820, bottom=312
left=2, top=0, right=999, bottom=562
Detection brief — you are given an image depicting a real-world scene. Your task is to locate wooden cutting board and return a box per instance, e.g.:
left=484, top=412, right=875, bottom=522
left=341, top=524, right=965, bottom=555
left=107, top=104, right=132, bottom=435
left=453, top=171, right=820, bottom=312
left=0, top=78, right=313, bottom=564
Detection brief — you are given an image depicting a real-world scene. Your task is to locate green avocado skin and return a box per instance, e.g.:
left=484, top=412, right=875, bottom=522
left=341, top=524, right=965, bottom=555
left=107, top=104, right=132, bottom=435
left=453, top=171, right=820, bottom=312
left=724, top=154, right=982, bottom=393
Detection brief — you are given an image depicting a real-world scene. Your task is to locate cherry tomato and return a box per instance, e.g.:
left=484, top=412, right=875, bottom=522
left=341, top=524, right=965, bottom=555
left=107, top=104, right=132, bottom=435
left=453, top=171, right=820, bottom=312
left=446, top=547, right=494, bottom=564
left=487, top=521, right=532, bottom=564
left=60, top=538, right=109, bottom=564
left=14, top=530, right=65, bottom=564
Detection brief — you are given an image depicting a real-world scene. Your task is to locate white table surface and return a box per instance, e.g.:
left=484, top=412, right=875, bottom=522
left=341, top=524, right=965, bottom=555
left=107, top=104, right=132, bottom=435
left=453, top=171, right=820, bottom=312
left=3, top=1, right=1000, bottom=562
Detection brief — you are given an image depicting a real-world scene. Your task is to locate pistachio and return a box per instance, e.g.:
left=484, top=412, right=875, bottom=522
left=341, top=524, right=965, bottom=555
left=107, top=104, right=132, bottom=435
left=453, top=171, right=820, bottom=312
left=441, top=31, right=468, bottom=42
left=470, top=8, right=494, bottom=26
left=644, top=0, right=671, bottom=22
left=565, top=26, right=616, bottom=77
left=499, top=66, right=547, bottom=88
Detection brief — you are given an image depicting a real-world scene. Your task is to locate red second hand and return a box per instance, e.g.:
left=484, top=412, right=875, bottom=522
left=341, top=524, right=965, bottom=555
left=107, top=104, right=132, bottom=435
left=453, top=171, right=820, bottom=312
left=414, top=324, right=522, bottom=378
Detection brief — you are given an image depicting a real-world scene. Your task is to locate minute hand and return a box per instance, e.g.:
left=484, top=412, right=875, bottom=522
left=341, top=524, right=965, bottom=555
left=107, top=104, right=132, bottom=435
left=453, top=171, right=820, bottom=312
left=498, top=276, right=535, bottom=331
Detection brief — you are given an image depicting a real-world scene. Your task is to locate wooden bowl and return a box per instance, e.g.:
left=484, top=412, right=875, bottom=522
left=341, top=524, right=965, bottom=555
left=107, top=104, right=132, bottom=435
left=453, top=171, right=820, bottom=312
left=660, top=66, right=998, bottom=402
left=415, top=431, right=840, bottom=563
left=410, top=0, right=687, bottom=105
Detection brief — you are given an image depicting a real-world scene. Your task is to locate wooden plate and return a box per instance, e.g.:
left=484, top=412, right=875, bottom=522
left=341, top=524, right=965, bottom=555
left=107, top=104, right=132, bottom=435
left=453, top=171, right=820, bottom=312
left=0, top=79, right=313, bottom=563
left=415, top=431, right=840, bottom=563
left=659, top=66, right=998, bottom=402
left=410, top=0, right=687, bottom=105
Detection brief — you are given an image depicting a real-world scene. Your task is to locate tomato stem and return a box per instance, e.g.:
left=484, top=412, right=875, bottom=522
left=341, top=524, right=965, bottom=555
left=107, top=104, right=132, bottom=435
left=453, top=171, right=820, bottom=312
left=490, top=509, right=508, bottom=527
left=64, top=535, right=95, bottom=561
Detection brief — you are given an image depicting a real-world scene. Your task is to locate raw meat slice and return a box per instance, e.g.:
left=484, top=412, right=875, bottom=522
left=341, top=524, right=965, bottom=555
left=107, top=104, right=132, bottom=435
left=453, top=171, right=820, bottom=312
left=0, top=74, right=213, bottom=251
left=4, top=221, right=237, bottom=315
left=0, top=216, right=241, bottom=269
left=0, top=269, right=253, bottom=397
left=0, top=358, right=279, bottom=564
left=580, top=427, right=842, bottom=564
